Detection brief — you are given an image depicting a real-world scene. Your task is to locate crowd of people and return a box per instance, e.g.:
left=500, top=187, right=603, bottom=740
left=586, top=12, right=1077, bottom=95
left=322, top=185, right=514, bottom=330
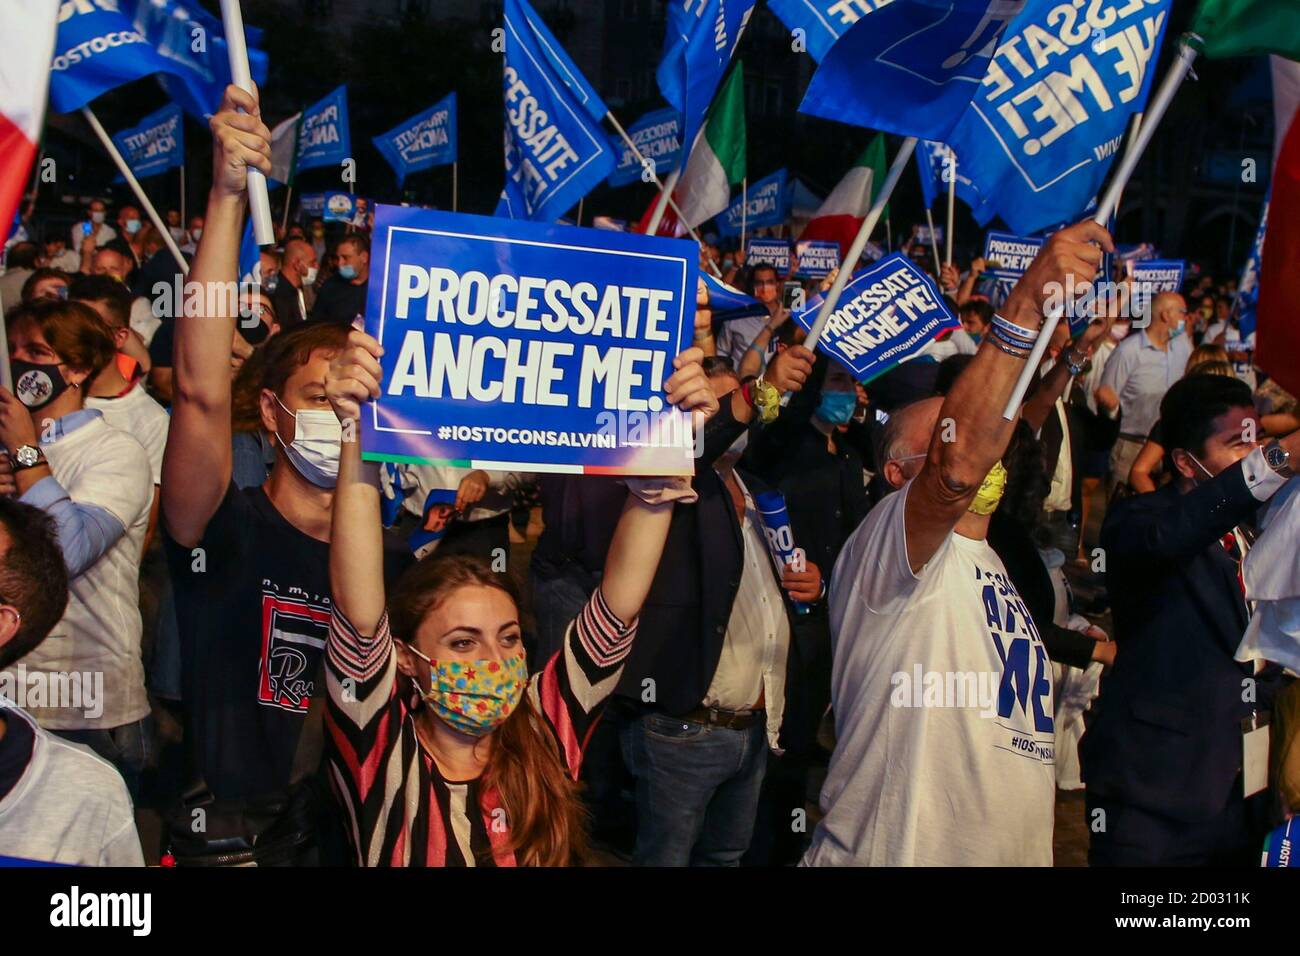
left=0, top=85, right=1296, bottom=868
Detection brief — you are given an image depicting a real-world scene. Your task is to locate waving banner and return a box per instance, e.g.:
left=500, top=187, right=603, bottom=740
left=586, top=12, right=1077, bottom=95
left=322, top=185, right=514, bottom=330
left=296, top=86, right=351, bottom=173
left=657, top=0, right=756, bottom=159
left=718, top=169, right=790, bottom=237
left=111, top=103, right=183, bottom=180
left=373, top=93, right=457, bottom=187
left=792, top=252, right=957, bottom=380
left=703, top=272, right=768, bottom=322
left=948, top=0, right=1173, bottom=234
left=800, top=0, right=1026, bottom=141
left=496, top=0, right=614, bottom=221
left=768, top=0, right=894, bottom=63
left=362, top=206, right=699, bottom=475
left=608, top=107, right=682, bottom=187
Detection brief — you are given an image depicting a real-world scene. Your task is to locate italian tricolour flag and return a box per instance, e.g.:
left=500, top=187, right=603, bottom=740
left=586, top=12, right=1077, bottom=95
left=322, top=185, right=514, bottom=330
left=640, top=65, right=746, bottom=236
left=798, top=134, right=888, bottom=258
left=1192, top=0, right=1300, bottom=396
left=0, top=3, right=58, bottom=264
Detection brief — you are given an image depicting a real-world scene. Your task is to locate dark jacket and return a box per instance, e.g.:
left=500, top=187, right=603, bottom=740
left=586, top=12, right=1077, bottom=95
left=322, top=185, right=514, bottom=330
left=614, top=401, right=812, bottom=727
left=1080, top=460, right=1285, bottom=821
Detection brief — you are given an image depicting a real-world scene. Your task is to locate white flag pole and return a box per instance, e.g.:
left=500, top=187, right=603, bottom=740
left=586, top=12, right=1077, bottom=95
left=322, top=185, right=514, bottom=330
left=804, top=137, right=917, bottom=351
left=646, top=168, right=679, bottom=235
left=281, top=185, right=293, bottom=232
left=81, top=107, right=188, bottom=274
left=1000, top=37, right=1200, bottom=421
left=944, top=148, right=956, bottom=266
left=219, top=0, right=274, bottom=246
left=606, top=112, right=719, bottom=273
left=924, top=207, right=942, bottom=278
left=740, top=176, right=748, bottom=251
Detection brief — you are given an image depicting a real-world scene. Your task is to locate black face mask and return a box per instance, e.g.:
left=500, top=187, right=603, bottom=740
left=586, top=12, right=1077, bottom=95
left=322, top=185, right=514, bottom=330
left=241, top=320, right=272, bottom=346
left=12, top=359, right=71, bottom=410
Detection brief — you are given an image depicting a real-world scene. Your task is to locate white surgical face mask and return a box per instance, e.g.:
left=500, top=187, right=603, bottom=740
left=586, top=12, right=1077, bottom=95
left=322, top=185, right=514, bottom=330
left=189, top=228, right=203, bottom=243
left=275, top=396, right=341, bottom=488
left=90, top=211, right=105, bottom=224
left=303, top=265, right=318, bottom=286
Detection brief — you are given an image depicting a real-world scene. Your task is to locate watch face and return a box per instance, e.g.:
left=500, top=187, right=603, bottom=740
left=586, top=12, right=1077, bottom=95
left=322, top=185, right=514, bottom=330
left=1266, top=444, right=1289, bottom=468
left=15, top=446, right=39, bottom=467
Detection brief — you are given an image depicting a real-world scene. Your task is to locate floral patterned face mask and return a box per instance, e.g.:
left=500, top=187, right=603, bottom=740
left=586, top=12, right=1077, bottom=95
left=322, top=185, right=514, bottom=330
left=405, top=646, right=528, bottom=737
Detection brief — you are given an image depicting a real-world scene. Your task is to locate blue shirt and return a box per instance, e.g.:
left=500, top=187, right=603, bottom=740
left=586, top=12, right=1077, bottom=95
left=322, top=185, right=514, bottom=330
left=1099, top=330, right=1192, bottom=438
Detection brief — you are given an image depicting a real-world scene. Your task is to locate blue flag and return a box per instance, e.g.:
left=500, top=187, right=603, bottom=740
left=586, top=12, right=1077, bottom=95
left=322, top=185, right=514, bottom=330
left=1236, top=192, right=1268, bottom=337
left=768, top=0, right=889, bottom=64
left=608, top=108, right=682, bottom=187
left=130, top=0, right=269, bottom=121
left=238, top=218, right=261, bottom=286
left=947, top=0, right=1172, bottom=234
left=800, top=0, right=1025, bottom=141
left=111, top=104, right=184, bottom=181
left=703, top=272, right=768, bottom=323
left=374, top=94, right=458, bottom=187
left=296, top=87, right=352, bottom=173
left=496, top=0, right=615, bottom=221
left=657, top=0, right=755, bottom=161
left=717, top=169, right=790, bottom=237
left=49, top=0, right=198, bottom=112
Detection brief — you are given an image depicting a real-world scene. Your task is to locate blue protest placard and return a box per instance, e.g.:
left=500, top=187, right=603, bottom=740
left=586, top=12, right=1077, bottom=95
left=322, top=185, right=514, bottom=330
left=298, top=192, right=326, bottom=220
left=795, top=239, right=840, bottom=279
left=746, top=238, right=792, bottom=275
left=296, top=86, right=351, bottom=173
left=792, top=252, right=958, bottom=381
left=361, top=205, right=699, bottom=475
left=320, top=192, right=361, bottom=223
left=373, top=93, right=457, bottom=187
left=608, top=108, right=682, bottom=187
left=718, top=169, right=790, bottom=237
left=1130, top=258, right=1185, bottom=293
left=983, top=231, right=1044, bottom=280
left=111, top=104, right=184, bottom=181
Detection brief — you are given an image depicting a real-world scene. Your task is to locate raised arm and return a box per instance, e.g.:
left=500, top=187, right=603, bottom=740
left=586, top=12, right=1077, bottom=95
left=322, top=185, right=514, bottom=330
left=325, top=330, right=388, bottom=634
left=599, top=347, right=718, bottom=623
left=904, top=221, right=1113, bottom=572
left=161, top=85, right=272, bottom=547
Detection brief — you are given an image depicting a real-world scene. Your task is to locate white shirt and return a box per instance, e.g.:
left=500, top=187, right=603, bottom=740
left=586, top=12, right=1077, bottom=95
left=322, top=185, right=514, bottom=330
left=702, top=473, right=791, bottom=750
left=1043, top=399, right=1072, bottom=513
left=803, top=482, right=1056, bottom=866
left=49, top=249, right=81, bottom=273
left=0, top=698, right=143, bottom=866
left=3, top=416, right=152, bottom=729
left=86, top=378, right=171, bottom=486
left=70, top=222, right=116, bottom=251
left=398, top=465, right=530, bottom=524
left=129, top=297, right=161, bottom=346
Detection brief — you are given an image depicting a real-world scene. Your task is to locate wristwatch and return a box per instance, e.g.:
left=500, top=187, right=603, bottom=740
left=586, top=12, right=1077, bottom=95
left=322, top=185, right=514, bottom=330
left=1263, top=439, right=1294, bottom=479
left=11, top=444, right=45, bottom=471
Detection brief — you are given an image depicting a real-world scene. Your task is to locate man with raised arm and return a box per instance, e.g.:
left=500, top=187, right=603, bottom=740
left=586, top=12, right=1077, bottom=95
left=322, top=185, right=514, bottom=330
left=803, top=221, right=1114, bottom=867
left=159, top=85, right=367, bottom=865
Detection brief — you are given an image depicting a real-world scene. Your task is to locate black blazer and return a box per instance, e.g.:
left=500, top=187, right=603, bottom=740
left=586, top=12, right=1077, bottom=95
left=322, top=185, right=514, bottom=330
left=614, top=401, right=807, bottom=718
left=1079, top=459, right=1284, bottom=821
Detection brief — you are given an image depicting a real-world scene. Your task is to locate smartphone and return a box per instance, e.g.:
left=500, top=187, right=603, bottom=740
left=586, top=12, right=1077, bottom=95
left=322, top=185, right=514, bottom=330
left=81, top=222, right=93, bottom=237
left=782, top=281, right=804, bottom=311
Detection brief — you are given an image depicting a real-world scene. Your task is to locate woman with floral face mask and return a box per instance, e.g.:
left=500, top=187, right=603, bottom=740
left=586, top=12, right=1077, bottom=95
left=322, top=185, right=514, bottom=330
left=323, top=330, right=718, bottom=866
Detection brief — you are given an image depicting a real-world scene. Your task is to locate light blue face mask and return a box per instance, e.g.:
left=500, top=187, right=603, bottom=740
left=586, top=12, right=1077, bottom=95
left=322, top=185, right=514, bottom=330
left=1170, top=319, right=1186, bottom=340
left=816, top=391, right=857, bottom=425
left=338, top=264, right=357, bottom=280
left=124, top=219, right=142, bottom=235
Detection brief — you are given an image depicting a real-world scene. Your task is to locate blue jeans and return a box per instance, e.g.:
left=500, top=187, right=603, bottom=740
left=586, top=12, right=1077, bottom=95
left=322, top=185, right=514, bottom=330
left=621, top=712, right=768, bottom=866
left=55, top=715, right=153, bottom=802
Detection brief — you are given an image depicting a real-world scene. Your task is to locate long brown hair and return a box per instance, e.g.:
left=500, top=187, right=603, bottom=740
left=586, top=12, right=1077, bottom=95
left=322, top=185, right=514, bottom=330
left=388, top=553, right=590, bottom=866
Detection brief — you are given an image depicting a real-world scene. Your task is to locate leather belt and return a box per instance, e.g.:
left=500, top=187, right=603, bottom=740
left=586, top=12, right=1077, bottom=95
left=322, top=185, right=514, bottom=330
left=681, top=706, right=765, bottom=730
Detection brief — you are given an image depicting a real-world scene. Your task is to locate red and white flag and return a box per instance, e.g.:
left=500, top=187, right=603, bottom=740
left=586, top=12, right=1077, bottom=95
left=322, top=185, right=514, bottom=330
left=1257, top=56, right=1300, bottom=397
left=797, top=139, right=884, bottom=258
left=0, top=2, right=59, bottom=249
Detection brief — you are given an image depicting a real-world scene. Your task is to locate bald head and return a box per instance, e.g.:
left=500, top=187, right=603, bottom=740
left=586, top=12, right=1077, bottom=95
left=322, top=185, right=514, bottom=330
left=1153, top=292, right=1186, bottom=332
left=880, top=396, right=944, bottom=489
left=91, top=247, right=132, bottom=281
left=282, top=239, right=318, bottom=287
